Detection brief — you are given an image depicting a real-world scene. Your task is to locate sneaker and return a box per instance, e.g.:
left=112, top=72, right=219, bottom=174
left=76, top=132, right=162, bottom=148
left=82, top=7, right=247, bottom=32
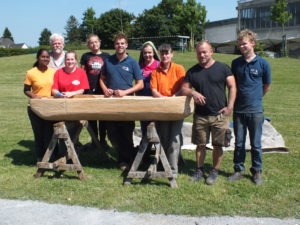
left=228, top=171, right=243, bottom=182
left=189, top=168, right=204, bottom=182
left=252, top=171, right=263, bottom=185
left=206, top=169, right=218, bottom=185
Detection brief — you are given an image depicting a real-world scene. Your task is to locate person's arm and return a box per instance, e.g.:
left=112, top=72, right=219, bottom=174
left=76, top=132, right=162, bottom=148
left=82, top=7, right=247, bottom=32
left=151, top=88, right=165, bottom=98
left=219, top=75, right=236, bottom=116
left=114, top=79, right=144, bottom=97
left=181, top=81, right=206, bottom=105
left=51, top=89, right=65, bottom=98
left=99, top=75, right=114, bottom=97
left=23, top=84, right=41, bottom=99
left=263, top=84, right=271, bottom=95
left=63, top=89, right=84, bottom=98
left=173, top=65, right=186, bottom=96
left=262, top=59, right=271, bottom=96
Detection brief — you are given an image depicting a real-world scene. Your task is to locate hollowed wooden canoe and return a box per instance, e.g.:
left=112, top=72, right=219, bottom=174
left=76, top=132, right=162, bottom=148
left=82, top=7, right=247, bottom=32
left=29, top=95, right=194, bottom=121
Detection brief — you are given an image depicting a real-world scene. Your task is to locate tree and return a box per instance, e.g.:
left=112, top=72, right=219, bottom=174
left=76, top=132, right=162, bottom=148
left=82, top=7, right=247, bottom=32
left=270, top=0, right=292, bottom=56
left=80, top=7, right=98, bottom=41
left=38, top=28, right=52, bottom=46
left=175, top=0, right=207, bottom=49
left=132, top=0, right=183, bottom=37
left=2, top=27, right=14, bottom=42
left=97, top=9, right=135, bottom=48
left=65, top=15, right=81, bottom=44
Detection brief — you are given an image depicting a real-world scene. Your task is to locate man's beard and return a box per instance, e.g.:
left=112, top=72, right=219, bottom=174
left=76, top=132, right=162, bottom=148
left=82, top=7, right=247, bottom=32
left=53, top=48, right=62, bottom=54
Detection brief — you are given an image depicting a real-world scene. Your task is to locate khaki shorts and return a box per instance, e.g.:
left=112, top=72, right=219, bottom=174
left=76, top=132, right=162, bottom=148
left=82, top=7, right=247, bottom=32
left=192, top=114, right=229, bottom=147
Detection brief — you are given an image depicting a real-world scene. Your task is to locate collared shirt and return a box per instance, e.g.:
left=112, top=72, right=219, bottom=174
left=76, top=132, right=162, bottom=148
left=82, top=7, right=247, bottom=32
left=48, top=51, right=65, bottom=70
left=150, top=62, right=185, bottom=96
left=102, top=54, right=142, bottom=90
left=232, top=55, right=271, bottom=113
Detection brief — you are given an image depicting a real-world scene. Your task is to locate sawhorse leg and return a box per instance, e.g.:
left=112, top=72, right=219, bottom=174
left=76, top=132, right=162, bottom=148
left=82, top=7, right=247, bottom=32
left=124, top=123, right=178, bottom=188
left=35, top=122, right=86, bottom=181
left=75, top=120, right=109, bottom=160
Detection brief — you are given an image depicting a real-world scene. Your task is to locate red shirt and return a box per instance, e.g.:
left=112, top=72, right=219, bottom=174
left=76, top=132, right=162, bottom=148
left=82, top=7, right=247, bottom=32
left=52, top=67, right=90, bottom=92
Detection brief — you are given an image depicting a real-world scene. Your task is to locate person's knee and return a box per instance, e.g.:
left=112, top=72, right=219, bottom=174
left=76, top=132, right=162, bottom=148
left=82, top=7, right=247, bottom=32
left=196, top=144, right=206, bottom=152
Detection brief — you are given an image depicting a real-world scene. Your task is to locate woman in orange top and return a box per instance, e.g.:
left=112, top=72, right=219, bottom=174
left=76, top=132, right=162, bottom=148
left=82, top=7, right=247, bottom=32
left=24, top=49, right=56, bottom=162
left=150, top=44, right=185, bottom=175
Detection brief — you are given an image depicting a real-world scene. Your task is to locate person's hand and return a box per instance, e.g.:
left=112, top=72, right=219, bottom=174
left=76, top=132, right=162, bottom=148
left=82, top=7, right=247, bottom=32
left=114, top=89, right=127, bottom=97
left=103, top=88, right=114, bottom=97
left=31, top=95, right=42, bottom=99
left=192, top=91, right=206, bottom=105
left=62, top=92, right=74, bottom=98
left=219, top=106, right=232, bottom=116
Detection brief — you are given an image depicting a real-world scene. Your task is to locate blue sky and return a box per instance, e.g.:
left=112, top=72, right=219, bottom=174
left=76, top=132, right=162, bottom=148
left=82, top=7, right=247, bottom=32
left=1, top=0, right=238, bottom=47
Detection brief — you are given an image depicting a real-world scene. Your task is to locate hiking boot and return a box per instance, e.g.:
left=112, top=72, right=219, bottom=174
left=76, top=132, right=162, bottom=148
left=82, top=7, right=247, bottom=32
left=252, top=171, right=263, bottom=185
left=228, top=171, right=243, bottom=182
left=206, top=169, right=218, bottom=185
left=189, top=168, right=204, bottom=182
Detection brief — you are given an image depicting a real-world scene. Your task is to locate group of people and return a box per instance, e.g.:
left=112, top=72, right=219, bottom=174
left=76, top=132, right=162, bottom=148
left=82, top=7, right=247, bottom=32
left=24, top=28, right=271, bottom=186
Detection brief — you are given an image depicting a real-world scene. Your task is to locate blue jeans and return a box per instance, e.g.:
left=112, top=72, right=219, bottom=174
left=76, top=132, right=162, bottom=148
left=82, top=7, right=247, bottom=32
left=233, top=112, right=264, bottom=173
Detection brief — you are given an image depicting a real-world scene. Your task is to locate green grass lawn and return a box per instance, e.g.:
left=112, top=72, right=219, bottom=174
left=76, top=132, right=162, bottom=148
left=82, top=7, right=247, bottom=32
left=0, top=49, right=299, bottom=218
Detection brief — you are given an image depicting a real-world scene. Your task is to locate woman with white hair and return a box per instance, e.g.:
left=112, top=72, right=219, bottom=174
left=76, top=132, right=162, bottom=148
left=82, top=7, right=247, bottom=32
left=48, top=33, right=65, bottom=70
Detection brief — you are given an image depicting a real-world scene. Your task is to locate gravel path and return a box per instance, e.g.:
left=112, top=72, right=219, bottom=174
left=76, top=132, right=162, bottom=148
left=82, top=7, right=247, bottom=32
left=0, top=199, right=299, bottom=225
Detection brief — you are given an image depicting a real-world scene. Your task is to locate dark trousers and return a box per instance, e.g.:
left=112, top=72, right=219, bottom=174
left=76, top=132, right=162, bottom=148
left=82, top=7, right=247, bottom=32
left=27, top=107, right=54, bottom=161
left=155, top=120, right=184, bottom=173
left=88, top=120, right=107, bottom=143
left=106, top=121, right=135, bottom=164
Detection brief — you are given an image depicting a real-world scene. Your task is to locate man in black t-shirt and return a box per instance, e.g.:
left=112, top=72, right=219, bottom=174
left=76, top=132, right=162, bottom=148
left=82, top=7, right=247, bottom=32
left=182, top=41, right=236, bottom=185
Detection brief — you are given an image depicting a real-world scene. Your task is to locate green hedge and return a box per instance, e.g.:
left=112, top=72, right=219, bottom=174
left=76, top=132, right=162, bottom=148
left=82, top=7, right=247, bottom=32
left=0, top=45, right=89, bottom=57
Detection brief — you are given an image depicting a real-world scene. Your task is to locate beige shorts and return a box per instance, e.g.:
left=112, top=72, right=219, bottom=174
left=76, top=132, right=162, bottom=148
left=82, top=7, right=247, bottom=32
left=192, top=114, right=229, bottom=147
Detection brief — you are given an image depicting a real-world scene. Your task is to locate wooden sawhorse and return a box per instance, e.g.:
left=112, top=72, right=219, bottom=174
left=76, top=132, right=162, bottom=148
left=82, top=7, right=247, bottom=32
left=35, top=122, right=86, bottom=180
left=124, top=122, right=178, bottom=188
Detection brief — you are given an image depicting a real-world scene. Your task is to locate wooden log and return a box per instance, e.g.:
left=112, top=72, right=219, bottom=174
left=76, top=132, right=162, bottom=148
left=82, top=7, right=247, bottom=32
left=29, top=95, right=194, bottom=121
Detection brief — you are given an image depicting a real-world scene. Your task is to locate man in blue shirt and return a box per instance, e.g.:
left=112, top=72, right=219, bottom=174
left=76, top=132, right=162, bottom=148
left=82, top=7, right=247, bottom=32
left=100, top=32, right=143, bottom=171
left=229, top=29, right=271, bottom=185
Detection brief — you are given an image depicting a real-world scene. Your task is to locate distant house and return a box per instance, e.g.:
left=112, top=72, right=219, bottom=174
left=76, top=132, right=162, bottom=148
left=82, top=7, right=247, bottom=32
left=0, top=38, right=14, bottom=48
left=0, top=38, right=29, bottom=49
left=11, top=43, right=29, bottom=49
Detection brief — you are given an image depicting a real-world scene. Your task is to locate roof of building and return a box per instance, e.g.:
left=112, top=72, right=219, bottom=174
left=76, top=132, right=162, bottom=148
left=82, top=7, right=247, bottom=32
left=0, top=38, right=14, bottom=47
left=205, top=18, right=237, bottom=29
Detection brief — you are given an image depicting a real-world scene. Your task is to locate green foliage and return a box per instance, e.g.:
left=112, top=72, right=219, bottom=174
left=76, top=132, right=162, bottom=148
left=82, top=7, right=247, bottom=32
left=254, top=42, right=267, bottom=57
left=270, top=0, right=292, bottom=28
left=97, top=9, right=135, bottom=48
left=174, top=0, right=207, bottom=49
left=0, top=51, right=299, bottom=218
left=80, top=7, right=98, bottom=41
left=270, top=0, right=292, bottom=57
left=65, top=15, right=81, bottom=44
left=38, top=28, right=52, bottom=46
left=2, top=27, right=14, bottom=42
left=132, top=0, right=183, bottom=37
left=0, top=47, right=38, bottom=57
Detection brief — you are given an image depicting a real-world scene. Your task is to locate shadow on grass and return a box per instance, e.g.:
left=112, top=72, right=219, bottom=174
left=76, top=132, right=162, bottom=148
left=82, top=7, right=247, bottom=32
left=4, top=140, right=36, bottom=166
left=77, top=147, right=117, bottom=169
left=179, top=158, right=232, bottom=179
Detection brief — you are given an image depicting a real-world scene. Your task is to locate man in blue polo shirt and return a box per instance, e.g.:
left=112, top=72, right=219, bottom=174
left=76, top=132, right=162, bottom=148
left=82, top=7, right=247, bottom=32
left=100, top=32, right=143, bottom=171
left=228, top=29, right=271, bottom=185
